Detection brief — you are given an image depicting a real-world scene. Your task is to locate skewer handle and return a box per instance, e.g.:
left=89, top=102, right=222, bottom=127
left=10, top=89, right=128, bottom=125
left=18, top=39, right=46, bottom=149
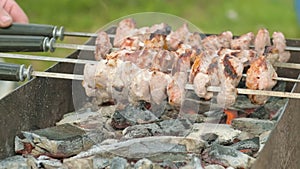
left=0, top=35, right=55, bottom=52
left=0, top=62, right=31, bottom=81
left=0, top=23, right=64, bottom=40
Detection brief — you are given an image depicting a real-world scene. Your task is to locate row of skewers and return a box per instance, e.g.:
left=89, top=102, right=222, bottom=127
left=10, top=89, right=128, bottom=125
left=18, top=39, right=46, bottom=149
left=82, top=18, right=298, bottom=109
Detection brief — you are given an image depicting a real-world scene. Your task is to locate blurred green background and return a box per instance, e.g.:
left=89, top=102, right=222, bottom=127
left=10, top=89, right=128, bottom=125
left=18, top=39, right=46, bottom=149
left=6, top=0, right=299, bottom=70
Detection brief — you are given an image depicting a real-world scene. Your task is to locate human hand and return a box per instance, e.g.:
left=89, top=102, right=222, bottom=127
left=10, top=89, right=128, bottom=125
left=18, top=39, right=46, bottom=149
left=0, top=0, right=28, bottom=27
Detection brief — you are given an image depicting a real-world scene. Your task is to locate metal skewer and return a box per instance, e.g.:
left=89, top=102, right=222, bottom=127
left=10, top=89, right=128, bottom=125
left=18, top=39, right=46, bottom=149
left=0, top=52, right=300, bottom=83
left=1, top=61, right=299, bottom=100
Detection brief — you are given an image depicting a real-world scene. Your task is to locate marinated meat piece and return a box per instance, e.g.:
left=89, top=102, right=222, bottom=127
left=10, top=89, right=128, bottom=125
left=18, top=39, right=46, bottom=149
left=114, top=18, right=136, bottom=47
left=216, top=49, right=244, bottom=107
left=167, top=72, right=188, bottom=107
left=144, top=34, right=167, bottom=49
left=82, top=63, right=97, bottom=97
left=189, top=51, right=215, bottom=83
left=171, top=48, right=191, bottom=74
left=201, top=31, right=233, bottom=55
left=272, top=32, right=286, bottom=53
left=186, top=32, right=202, bottom=50
left=167, top=23, right=190, bottom=49
left=134, top=49, right=158, bottom=69
left=193, top=72, right=212, bottom=99
left=151, top=50, right=176, bottom=72
left=107, top=49, right=157, bottom=70
left=217, top=81, right=238, bottom=108
left=190, top=51, right=217, bottom=100
left=254, top=28, right=271, bottom=56
left=120, top=36, right=140, bottom=50
left=149, top=71, right=171, bottom=104
left=231, top=32, right=254, bottom=50
left=112, top=61, right=140, bottom=104
left=82, top=61, right=114, bottom=104
left=129, top=69, right=152, bottom=103
left=218, top=31, right=233, bottom=48
left=266, top=32, right=290, bottom=64
left=95, top=31, right=112, bottom=60
left=246, top=56, right=277, bottom=104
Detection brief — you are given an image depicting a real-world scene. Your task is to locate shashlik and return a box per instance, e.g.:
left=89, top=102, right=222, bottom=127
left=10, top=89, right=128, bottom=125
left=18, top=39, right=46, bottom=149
left=82, top=18, right=291, bottom=110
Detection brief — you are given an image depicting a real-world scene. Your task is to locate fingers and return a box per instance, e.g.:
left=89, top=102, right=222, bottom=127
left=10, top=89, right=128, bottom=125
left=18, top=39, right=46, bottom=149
left=0, top=0, right=28, bottom=27
left=0, top=6, right=12, bottom=27
left=8, top=0, right=28, bottom=24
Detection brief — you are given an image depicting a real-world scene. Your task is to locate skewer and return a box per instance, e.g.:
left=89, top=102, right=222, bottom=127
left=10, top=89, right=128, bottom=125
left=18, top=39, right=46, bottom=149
left=1, top=61, right=299, bottom=100
left=185, top=84, right=300, bottom=99
left=0, top=52, right=299, bottom=84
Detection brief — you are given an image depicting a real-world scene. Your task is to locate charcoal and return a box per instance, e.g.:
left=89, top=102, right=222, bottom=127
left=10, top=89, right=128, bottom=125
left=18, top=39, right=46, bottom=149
left=231, top=118, right=276, bottom=135
left=111, top=104, right=159, bottom=129
left=158, top=118, right=193, bottom=136
left=0, top=155, right=29, bottom=169
left=181, top=156, right=203, bottom=169
left=187, top=123, right=241, bottom=144
left=71, top=136, right=205, bottom=161
left=248, top=106, right=269, bottom=119
left=56, top=107, right=116, bottom=132
left=201, top=133, right=218, bottom=145
left=93, top=157, right=111, bottom=168
left=110, top=157, right=128, bottom=169
left=134, top=158, right=153, bottom=169
left=204, top=144, right=255, bottom=168
left=204, top=164, right=225, bottom=169
left=62, top=157, right=93, bottom=169
left=19, top=123, right=90, bottom=158
left=159, top=160, right=180, bottom=169
left=203, top=110, right=225, bottom=124
left=230, top=137, right=260, bottom=156
left=235, top=131, right=255, bottom=141
left=33, top=155, right=63, bottom=169
left=231, top=95, right=260, bottom=110
left=122, top=123, right=163, bottom=139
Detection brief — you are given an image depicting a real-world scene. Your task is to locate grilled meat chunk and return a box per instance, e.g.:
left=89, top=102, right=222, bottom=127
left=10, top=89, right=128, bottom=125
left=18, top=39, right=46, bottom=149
left=216, top=49, right=244, bottom=107
left=201, top=31, right=233, bottom=55
left=149, top=71, right=171, bottom=104
left=266, top=31, right=290, bottom=64
left=231, top=32, right=254, bottom=50
left=246, top=56, right=277, bottom=104
left=114, top=18, right=136, bottom=47
left=254, top=28, right=271, bottom=56
left=167, top=72, right=188, bottom=107
left=95, top=31, right=112, bottom=60
left=167, top=23, right=202, bottom=50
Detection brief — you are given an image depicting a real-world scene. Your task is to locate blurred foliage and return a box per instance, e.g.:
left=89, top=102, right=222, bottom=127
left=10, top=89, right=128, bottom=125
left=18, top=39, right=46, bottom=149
left=6, top=0, right=299, bottom=70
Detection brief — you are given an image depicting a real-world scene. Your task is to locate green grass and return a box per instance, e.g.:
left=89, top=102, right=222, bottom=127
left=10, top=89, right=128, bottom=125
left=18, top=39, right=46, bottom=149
left=6, top=0, right=299, bottom=70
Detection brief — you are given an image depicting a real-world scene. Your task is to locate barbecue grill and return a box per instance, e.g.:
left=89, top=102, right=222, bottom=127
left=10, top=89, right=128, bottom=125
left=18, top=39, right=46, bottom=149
left=0, top=14, right=299, bottom=168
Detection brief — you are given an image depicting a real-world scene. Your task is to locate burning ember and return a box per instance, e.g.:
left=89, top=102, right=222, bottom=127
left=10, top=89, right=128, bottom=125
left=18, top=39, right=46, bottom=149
left=0, top=16, right=293, bottom=169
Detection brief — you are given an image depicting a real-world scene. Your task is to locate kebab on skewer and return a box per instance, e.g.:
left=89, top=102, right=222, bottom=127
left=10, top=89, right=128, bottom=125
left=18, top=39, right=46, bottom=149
left=82, top=18, right=292, bottom=110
